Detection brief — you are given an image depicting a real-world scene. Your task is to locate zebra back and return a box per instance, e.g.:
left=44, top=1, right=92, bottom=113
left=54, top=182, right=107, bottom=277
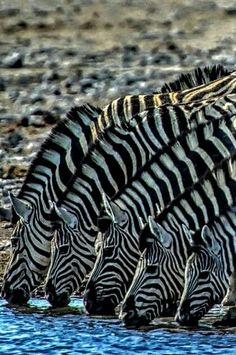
left=101, top=66, right=235, bottom=125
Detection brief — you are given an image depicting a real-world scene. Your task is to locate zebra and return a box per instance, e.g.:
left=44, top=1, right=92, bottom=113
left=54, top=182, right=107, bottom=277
left=175, top=213, right=236, bottom=326
left=1, top=104, right=108, bottom=304
left=45, top=98, right=236, bottom=307
left=1, top=65, right=234, bottom=305
left=83, top=115, right=236, bottom=316
left=119, top=157, right=236, bottom=326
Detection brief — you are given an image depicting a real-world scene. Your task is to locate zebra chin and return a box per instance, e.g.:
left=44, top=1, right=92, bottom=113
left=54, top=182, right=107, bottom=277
left=1, top=282, right=30, bottom=305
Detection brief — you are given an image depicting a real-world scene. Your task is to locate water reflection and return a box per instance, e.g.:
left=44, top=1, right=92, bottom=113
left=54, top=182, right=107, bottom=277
left=0, top=298, right=235, bottom=355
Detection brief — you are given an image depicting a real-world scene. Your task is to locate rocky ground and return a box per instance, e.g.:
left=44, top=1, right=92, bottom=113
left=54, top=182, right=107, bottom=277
left=1, top=0, right=236, bottom=304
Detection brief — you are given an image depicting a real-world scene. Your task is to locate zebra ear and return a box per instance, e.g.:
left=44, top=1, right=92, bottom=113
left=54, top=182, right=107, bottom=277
left=102, top=193, right=115, bottom=221
left=102, top=193, right=126, bottom=224
left=9, top=193, right=32, bottom=221
left=52, top=204, right=77, bottom=228
left=148, top=216, right=172, bottom=248
left=201, top=225, right=221, bottom=255
left=138, top=217, right=146, bottom=230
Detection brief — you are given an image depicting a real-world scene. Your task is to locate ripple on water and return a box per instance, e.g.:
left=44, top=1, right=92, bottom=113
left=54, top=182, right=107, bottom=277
left=0, top=298, right=235, bottom=355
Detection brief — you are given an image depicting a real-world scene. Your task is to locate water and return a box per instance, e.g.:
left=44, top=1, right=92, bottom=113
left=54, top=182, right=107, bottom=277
left=0, top=298, right=235, bottom=355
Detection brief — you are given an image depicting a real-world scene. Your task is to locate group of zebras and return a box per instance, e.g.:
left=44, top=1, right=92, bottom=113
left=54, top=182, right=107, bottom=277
left=1, top=64, right=236, bottom=327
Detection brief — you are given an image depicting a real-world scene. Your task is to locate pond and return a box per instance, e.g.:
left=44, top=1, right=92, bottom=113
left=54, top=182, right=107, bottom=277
left=0, top=298, right=235, bottom=354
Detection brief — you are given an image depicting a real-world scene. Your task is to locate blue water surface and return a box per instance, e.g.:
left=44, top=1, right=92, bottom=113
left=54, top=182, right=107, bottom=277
left=0, top=298, right=235, bottom=355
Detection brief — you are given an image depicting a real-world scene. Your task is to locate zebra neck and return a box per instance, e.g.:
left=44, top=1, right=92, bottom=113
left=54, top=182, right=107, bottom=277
left=17, top=105, right=102, bottom=215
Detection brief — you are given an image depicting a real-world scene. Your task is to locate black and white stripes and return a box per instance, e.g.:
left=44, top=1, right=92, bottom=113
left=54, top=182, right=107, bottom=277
left=119, top=156, right=236, bottom=326
left=45, top=96, right=236, bottom=307
left=83, top=114, right=236, bottom=315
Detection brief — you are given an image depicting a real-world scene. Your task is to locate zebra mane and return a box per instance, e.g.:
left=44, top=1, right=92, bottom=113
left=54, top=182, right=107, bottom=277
left=17, top=104, right=102, bottom=200
left=160, top=65, right=232, bottom=93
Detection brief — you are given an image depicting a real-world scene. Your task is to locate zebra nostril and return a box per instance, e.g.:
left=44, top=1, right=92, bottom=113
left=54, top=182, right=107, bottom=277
left=2, top=284, right=29, bottom=305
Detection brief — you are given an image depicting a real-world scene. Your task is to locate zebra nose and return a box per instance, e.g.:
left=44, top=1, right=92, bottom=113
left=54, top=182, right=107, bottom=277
left=83, top=280, right=97, bottom=312
left=2, top=281, right=29, bottom=305
left=84, top=280, right=97, bottom=300
left=180, top=299, right=191, bottom=313
left=122, top=295, right=135, bottom=312
left=46, top=279, right=57, bottom=305
left=45, top=279, right=54, bottom=295
left=175, top=300, right=191, bottom=325
left=46, top=279, right=70, bottom=308
left=175, top=311, right=190, bottom=324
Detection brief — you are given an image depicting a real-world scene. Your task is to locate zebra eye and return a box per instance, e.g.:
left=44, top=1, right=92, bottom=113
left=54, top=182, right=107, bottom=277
left=11, top=237, right=18, bottom=249
left=59, top=245, right=69, bottom=255
left=199, top=271, right=209, bottom=279
left=103, top=246, right=114, bottom=257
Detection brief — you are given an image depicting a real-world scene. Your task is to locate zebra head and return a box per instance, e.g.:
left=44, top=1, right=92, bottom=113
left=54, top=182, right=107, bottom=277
left=120, top=216, right=183, bottom=327
left=1, top=194, right=51, bottom=305
left=45, top=203, right=96, bottom=307
left=83, top=194, right=140, bottom=315
left=175, top=225, right=227, bottom=326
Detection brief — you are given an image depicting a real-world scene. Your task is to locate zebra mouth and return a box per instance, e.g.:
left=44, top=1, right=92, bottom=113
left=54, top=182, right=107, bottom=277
left=122, top=312, right=150, bottom=328
left=2, top=283, right=30, bottom=305
left=48, top=292, right=71, bottom=308
left=175, top=312, right=200, bottom=327
left=83, top=298, right=116, bottom=316
left=121, top=310, right=151, bottom=328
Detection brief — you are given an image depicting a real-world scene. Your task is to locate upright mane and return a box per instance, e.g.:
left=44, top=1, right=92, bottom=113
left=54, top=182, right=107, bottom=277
left=161, top=65, right=232, bottom=93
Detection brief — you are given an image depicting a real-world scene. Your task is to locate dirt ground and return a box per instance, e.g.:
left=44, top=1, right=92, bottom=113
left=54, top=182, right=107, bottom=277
left=1, top=0, right=236, bottom=285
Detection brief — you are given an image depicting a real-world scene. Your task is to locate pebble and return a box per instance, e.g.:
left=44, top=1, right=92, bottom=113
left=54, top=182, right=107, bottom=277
left=0, top=8, right=20, bottom=17
left=3, top=52, right=24, bottom=68
left=7, top=132, right=23, bottom=148
left=0, top=78, right=6, bottom=91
